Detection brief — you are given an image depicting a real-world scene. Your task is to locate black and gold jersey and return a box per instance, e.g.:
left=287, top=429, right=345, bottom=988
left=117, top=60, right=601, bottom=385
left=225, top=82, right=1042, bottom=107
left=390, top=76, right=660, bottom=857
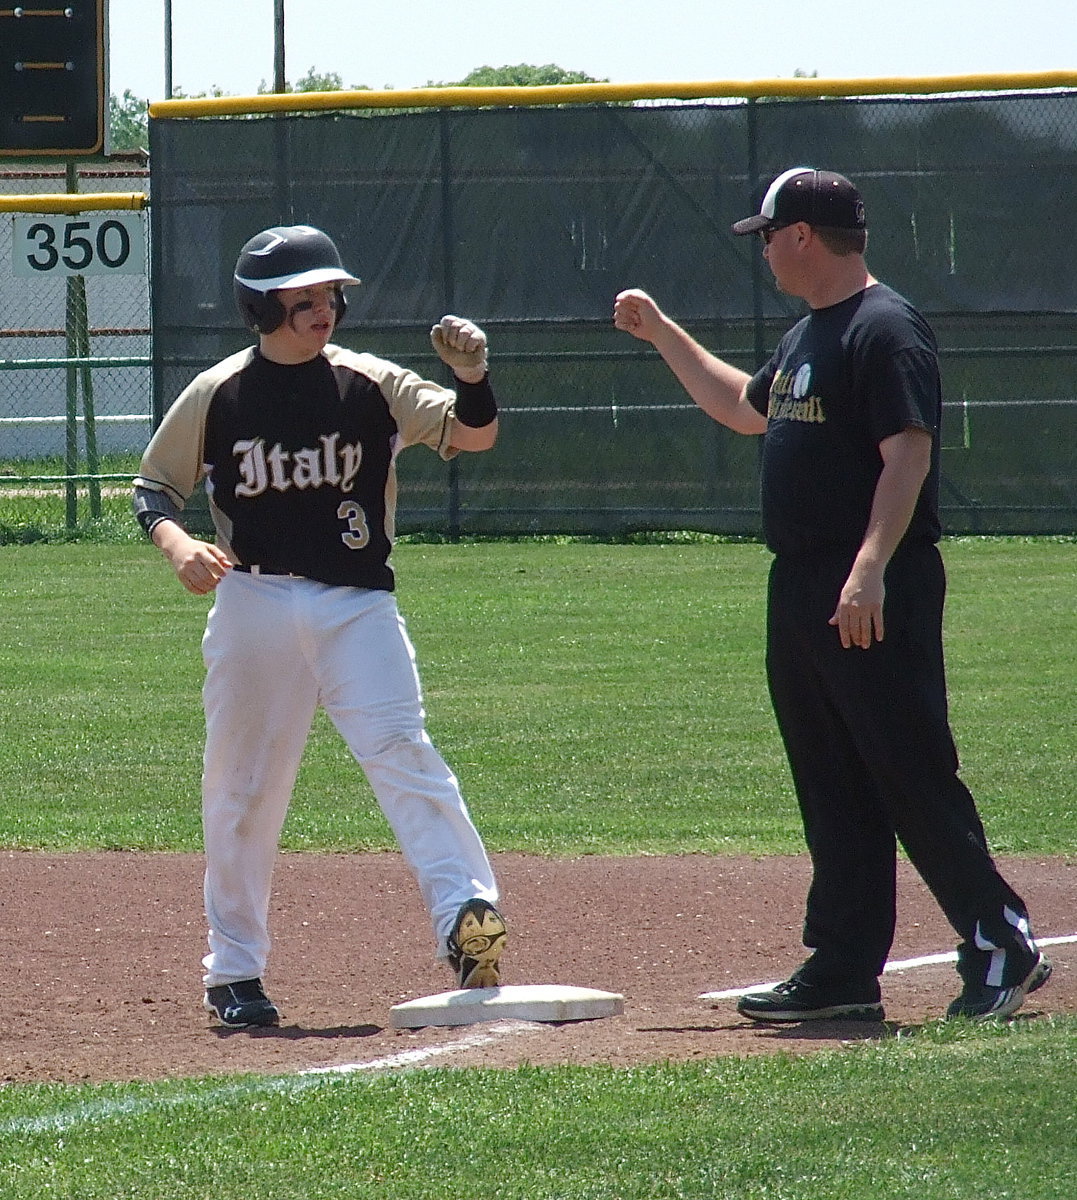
left=135, top=343, right=463, bottom=589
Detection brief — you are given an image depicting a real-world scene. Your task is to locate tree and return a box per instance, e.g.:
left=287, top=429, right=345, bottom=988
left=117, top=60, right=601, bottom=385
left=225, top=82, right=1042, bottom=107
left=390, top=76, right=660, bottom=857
left=107, top=64, right=603, bottom=147
left=256, top=67, right=372, bottom=94
left=431, top=64, right=604, bottom=88
left=108, top=90, right=150, bottom=152
left=108, top=83, right=235, bottom=152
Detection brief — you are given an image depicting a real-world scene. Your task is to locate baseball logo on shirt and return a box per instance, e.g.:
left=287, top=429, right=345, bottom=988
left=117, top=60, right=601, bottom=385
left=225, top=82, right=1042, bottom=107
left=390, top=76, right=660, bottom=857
left=792, top=363, right=813, bottom=399
left=768, top=363, right=826, bottom=424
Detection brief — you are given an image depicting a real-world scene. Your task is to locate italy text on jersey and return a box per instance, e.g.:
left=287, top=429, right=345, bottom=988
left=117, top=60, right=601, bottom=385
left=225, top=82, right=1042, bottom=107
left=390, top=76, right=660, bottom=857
left=232, top=434, right=363, bottom=497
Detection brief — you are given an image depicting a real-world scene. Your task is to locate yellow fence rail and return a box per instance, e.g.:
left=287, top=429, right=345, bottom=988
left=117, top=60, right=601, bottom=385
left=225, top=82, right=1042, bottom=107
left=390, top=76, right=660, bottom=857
left=148, top=71, right=1077, bottom=120
left=0, top=192, right=147, bottom=213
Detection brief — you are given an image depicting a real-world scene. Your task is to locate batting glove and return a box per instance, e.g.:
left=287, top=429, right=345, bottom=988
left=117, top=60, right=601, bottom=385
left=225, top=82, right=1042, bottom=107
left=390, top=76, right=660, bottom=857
left=430, top=314, right=488, bottom=377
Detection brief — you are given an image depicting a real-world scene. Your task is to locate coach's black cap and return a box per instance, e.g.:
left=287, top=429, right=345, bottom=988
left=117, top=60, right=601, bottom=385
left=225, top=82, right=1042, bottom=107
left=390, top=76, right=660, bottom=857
left=732, top=167, right=866, bottom=236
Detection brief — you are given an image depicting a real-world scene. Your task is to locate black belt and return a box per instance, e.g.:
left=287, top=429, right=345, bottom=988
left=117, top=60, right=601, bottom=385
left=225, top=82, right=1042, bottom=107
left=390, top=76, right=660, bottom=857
left=233, top=564, right=302, bottom=577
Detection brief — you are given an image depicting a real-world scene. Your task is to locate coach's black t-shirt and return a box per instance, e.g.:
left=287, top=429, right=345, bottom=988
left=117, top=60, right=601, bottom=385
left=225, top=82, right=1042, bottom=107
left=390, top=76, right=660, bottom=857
left=746, top=283, right=942, bottom=557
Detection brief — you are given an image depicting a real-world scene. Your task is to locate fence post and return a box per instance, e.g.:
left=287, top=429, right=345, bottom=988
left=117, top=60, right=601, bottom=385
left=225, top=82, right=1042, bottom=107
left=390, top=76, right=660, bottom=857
left=63, top=305, right=79, bottom=526
left=63, top=167, right=80, bottom=526
left=61, top=164, right=102, bottom=523
left=438, top=109, right=461, bottom=541
left=75, top=273, right=102, bottom=517
left=744, top=98, right=769, bottom=373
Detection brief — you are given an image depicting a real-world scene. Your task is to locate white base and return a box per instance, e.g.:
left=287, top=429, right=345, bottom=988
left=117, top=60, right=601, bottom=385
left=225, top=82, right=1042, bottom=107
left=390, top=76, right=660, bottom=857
left=390, top=984, right=625, bottom=1029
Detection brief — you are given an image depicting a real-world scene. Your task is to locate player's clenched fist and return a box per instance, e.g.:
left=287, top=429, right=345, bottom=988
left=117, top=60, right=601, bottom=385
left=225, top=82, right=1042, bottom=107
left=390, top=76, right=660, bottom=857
left=431, top=314, right=488, bottom=380
left=613, top=288, right=667, bottom=344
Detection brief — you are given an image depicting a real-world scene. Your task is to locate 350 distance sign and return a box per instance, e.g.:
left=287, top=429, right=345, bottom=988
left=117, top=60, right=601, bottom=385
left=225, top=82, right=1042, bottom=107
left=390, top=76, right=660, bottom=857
left=12, top=214, right=146, bottom=278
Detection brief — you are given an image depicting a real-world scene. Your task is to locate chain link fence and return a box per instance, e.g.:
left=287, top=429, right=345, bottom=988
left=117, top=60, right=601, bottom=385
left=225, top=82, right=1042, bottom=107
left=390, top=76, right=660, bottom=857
left=4, top=86, right=1075, bottom=541
left=148, top=90, right=1077, bottom=538
left=0, top=160, right=150, bottom=539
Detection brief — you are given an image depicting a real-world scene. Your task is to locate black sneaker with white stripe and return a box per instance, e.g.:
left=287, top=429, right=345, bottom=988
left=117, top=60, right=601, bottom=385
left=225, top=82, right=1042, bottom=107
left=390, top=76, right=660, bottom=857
left=945, top=952, right=1053, bottom=1021
left=737, top=976, right=884, bottom=1023
left=203, top=978, right=280, bottom=1027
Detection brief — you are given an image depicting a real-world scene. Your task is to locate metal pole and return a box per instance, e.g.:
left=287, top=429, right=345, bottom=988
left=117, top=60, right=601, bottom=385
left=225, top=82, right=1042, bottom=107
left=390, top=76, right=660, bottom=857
left=75, top=277, right=101, bottom=518
left=745, top=98, right=768, bottom=372
left=438, top=110, right=461, bottom=541
left=164, top=0, right=173, bottom=98
left=63, top=164, right=79, bottom=527
left=271, top=0, right=290, bottom=218
left=273, top=0, right=286, bottom=92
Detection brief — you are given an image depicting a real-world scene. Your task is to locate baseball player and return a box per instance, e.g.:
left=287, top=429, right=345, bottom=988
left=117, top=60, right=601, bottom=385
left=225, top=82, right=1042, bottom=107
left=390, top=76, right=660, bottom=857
left=614, top=168, right=1051, bottom=1022
left=133, top=224, right=507, bottom=1028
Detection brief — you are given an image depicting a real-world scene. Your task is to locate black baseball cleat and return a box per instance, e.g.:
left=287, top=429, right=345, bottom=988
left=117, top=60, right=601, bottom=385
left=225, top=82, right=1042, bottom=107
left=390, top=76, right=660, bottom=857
left=203, top=978, right=280, bottom=1027
left=945, top=952, right=1053, bottom=1021
left=737, top=977, right=884, bottom=1023
left=447, top=898, right=507, bottom=989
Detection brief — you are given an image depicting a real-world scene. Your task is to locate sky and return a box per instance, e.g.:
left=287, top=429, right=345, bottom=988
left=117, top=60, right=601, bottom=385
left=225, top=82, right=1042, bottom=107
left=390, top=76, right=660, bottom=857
left=107, top=0, right=1076, bottom=103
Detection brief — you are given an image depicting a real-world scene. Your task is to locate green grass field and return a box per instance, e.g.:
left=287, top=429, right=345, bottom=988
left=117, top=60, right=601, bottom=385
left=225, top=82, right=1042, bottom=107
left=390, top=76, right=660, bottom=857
left=2, top=1018, right=1074, bottom=1200
left=0, top=537, right=1074, bottom=1198
left=0, top=537, right=1072, bottom=853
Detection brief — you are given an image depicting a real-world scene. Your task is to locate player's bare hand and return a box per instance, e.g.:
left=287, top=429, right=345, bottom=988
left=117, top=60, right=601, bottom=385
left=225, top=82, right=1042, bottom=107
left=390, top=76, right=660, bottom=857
left=613, top=289, right=665, bottom=343
left=829, top=564, right=886, bottom=649
left=174, top=543, right=232, bottom=595
left=154, top=524, right=232, bottom=595
left=431, top=315, right=488, bottom=381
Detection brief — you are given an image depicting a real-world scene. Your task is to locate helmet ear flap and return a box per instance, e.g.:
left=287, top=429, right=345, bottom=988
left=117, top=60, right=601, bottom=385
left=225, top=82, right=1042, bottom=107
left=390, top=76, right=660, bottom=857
left=333, top=284, right=347, bottom=330
left=234, top=282, right=287, bottom=333
left=256, top=293, right=287, bottom=334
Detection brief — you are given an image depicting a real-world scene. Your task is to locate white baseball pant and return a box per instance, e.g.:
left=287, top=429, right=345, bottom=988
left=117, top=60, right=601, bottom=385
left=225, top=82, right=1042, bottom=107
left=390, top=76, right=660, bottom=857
left=199, top=570, right=498, bottom=987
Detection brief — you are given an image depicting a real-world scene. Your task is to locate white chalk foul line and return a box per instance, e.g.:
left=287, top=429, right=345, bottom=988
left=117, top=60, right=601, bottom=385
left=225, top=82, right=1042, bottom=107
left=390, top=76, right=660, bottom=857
left=298, top=1018, right=538, bottom=1076
left=0, top=1019, right=536, bottom=1138
left=698, top=933, right=1077, bottom=1001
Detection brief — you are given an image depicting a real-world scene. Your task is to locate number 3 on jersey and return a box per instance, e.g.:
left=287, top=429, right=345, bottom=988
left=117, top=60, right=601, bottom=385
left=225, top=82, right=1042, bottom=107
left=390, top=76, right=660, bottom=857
left=338, top=500, right=371, bottom=549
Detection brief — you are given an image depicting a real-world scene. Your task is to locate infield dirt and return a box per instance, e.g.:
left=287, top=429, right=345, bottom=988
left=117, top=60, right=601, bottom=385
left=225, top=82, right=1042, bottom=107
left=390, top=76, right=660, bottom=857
left=1, top=851, right=1072, bottom=1083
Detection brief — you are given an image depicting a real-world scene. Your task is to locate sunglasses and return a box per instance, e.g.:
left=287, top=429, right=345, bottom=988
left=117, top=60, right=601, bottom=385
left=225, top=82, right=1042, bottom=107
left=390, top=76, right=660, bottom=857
left=759, top=223, right=791, bottom=245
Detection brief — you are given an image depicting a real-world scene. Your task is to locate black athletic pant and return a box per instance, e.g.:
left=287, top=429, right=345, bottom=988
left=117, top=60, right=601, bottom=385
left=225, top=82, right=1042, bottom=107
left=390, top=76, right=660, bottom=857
left=765, top=540, right=1033, bottom=989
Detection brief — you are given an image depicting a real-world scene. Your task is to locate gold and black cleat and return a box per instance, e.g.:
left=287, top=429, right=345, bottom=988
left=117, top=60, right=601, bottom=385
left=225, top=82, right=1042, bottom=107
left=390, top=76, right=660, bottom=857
left=447, top=898, right=507, bottom=989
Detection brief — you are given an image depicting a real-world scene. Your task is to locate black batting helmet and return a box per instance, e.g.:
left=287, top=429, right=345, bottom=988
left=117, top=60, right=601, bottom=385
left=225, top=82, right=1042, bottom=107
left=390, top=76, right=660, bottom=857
left=233, top=225, right=361, bottom=333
